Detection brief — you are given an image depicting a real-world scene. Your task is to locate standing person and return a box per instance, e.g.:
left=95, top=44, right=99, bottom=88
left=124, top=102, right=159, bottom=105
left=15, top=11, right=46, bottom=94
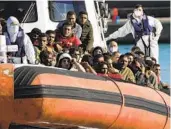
left=78, top=11, right=94, bottom=52
left=4, top=16, right=36, bottom=64
left=56, top=11, right=82, bottom=38
left=105, top=4, right=163, bottom=63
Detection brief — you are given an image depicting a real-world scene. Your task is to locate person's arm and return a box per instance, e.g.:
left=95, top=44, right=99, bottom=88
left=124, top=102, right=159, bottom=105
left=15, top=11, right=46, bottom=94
left=76, top=24, right=82, bottom=38
left=86, top=24, right=94, bottom=51
left=105, top=20, right=132, bottom=41
left=148, top=16, right=163, bottom=41
left=72, top=58, right=86, bottom=72
left=24, top=34, right=36, bottom=64
left=128, top=69, right=136, bottom=83
left=81, top=62, right=97, bottom=75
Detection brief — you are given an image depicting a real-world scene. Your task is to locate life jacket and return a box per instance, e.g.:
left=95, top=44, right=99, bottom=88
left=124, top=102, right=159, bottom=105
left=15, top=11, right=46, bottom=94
left=130, top=14, right=153, bottom=40
left=130, top=14, right=153, bottom=57
left=4, top=28, right=25, bottom=59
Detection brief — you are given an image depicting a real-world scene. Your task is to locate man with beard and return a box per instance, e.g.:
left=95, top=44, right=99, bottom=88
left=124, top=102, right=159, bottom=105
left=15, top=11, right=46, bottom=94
left=117, top=54, right=135, bottom=83
left=39, top=50, right=56, bottom=66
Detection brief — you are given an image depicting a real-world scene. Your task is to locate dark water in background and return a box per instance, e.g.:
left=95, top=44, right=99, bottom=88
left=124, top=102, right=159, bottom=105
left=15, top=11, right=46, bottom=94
left=118, top=43, right=170, bottom=84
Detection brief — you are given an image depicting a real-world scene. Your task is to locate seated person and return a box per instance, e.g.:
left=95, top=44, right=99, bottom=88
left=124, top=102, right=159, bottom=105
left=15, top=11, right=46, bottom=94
left=56, top=22, right=81, bottom=49
left=56, top=53, right=85, bottom=72
left=39, top=50, right=57, bottom=66
left=116, top=55, right=136, bottom=83
left=145, top=66, right=159, bottom=90
left=34, top=33, right=54, bottom=63
left=46, top=30, right=62, bottom=53
left=56, top=11, right=82, bottom=38
left=95, top=62, right=123, bottom=80
left=153, top=64, right=170, bottom=91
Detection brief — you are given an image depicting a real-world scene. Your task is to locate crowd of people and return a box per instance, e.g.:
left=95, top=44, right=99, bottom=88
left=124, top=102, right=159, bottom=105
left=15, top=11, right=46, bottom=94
left=0, top=9, right=170, bottom=95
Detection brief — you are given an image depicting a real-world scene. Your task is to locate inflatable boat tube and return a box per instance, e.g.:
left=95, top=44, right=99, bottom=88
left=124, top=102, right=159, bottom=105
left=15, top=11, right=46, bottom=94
left=0, top=64, right=170, bottom=129
left=0, top=64, right=14, bottom=129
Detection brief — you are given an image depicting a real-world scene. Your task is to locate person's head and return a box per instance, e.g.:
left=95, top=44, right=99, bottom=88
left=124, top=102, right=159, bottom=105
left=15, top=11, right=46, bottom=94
left=46, top=30, right=56, bottom=45
left=111, top=51, right=121, bottom=63
left=92, top=46, right=103, bottom=57
left=132, top=57, right=144, bottom=69
left=93, top=54, right=104, bottom=65
left=108, top=40, right=118, bottom=53
left=145, top=56, right=154, bottom=69
left=69, top=47, right=80, bottom=62
left=125, top=52, right=134, bottom=65
left=7, top=16, right=20, bottom=42
left=78, top=11, right=88, bottom=25
left=131, top=46, right=141, bottom=54
left=118, top=54, right=129, bottom=69
left=96, top=62, right=108, bottom=74
left=153, top=64, right=161, bottom=76
left=40, top=50, right=55, bottom=66
left=133, top=4, right=144, bottom=18
left=30, top=28, right=42, bottom=41
left=39, top=33, right=48, bottom=49
left=134, top=50, right=145, bottom=59
left=62, top=22, right=73, bottom=37
left=58, top=53, right=72, bottom=70
left=67, top=11, right=77, bottom=26
left=151, top=57, right=157, bottom=64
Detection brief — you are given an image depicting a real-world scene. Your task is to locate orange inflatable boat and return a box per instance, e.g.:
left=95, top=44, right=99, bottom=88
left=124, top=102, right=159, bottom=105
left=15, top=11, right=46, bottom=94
left=0, top=64, right=170, bottom=129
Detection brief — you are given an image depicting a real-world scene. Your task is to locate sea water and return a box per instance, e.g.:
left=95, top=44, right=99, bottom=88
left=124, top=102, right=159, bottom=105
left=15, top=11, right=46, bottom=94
left=118, top=43, right=170, bottom=85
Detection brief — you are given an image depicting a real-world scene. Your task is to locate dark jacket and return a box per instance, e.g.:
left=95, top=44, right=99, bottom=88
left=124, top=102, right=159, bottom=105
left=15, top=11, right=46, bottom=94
left=79, top=21, right=94, bottom=51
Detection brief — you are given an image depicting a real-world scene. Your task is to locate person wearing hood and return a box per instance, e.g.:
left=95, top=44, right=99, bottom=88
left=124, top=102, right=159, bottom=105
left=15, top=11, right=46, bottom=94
left=4, top=16, right=36, bottom=64
left=57, top=53, right=85, bottom=72
left=107, top=40, right=119, bottom=55
left=105, top=4, right=163, bottom=63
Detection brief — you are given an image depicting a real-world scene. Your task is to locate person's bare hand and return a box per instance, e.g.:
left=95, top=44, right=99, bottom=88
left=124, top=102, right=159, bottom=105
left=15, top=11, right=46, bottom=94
left=72, top=58, right=77, bottom=64
left=109, top=67, right=119, bottom=74
left=81, top=62, right=90, bottom=68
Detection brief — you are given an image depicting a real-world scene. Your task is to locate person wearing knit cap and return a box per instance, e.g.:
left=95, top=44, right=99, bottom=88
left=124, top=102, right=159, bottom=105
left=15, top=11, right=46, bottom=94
left=4, top=16, right=36, bottom=64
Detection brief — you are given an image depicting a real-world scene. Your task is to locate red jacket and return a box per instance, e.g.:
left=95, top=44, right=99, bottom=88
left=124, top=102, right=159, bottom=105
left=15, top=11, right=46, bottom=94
left=56, top=33, right=81, bottom=48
